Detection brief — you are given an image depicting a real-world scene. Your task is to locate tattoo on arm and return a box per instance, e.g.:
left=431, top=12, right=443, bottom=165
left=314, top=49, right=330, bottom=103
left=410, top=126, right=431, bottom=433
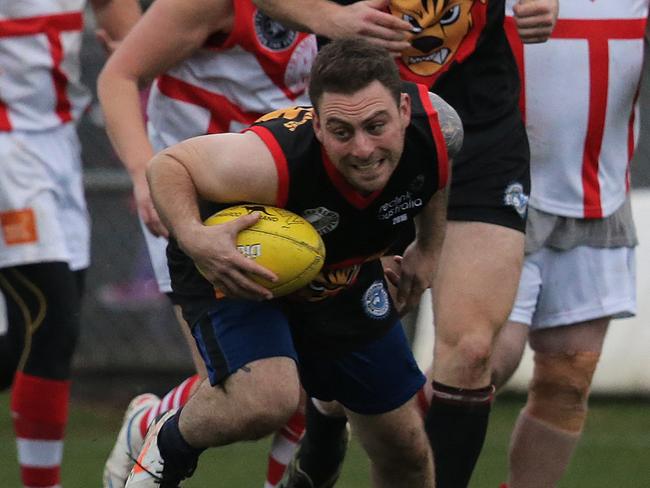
left=428, top=92, right=464, bottom=160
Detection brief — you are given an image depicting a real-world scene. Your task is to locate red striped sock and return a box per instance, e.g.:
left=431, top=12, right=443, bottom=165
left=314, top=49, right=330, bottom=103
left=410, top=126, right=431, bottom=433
left=264, top=408, right=306, bottom=488
left=139, top=375, right=201, bottom=437
left=11, top=372, right=70, bottom=488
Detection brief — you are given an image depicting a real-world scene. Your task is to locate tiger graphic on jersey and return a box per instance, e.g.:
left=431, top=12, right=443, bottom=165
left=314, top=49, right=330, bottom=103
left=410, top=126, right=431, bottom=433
left=390, top=0, right=488, bottom=78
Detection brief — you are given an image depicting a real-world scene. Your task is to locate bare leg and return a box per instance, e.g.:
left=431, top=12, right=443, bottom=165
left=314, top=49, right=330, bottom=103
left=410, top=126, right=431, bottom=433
left=347, top=398, right=434, bottom=488
left=508, top=319, right=609, bottom=488
left=427, top=221, right=524, bottom=487
left=491, top=321, right=529, bottom=390
left=180, top=357, right=301, bottom=447
left=173, top=304, right=208, bottom=379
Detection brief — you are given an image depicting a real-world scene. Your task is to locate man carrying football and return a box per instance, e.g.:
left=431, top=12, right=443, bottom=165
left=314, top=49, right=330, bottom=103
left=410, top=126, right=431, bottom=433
left=125, top=38, right=461, bottom=487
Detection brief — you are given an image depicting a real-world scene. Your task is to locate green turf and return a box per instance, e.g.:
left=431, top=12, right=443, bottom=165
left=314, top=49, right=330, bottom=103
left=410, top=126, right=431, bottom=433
left=1, top=393, right=648, bottom=487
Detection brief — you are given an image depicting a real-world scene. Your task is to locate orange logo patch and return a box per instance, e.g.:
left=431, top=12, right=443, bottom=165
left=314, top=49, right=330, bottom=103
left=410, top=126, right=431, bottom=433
left=0, top=209, right=38, bottom=245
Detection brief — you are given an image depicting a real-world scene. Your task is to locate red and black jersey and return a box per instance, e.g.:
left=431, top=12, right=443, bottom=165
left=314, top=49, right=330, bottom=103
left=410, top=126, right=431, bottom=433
left=168, top=82, right=448, bottom=304
left=247, top=82, right=447, bottom=271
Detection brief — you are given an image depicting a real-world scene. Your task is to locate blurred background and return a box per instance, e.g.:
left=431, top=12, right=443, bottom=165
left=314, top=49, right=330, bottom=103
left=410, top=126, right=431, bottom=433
left=1, top=5, right=648, bottom=487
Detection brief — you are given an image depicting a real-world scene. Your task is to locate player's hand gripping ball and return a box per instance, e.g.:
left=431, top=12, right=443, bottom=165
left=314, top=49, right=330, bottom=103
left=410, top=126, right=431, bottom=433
left=203, top=205, right=326, bottom=297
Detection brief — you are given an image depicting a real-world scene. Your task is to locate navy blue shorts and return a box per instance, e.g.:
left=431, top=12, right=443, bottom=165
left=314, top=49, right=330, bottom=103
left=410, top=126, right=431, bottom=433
left=189, top=298, right=424, bottom=414
left=297, top=321, right=425, bottom=414
left=191, top=299, right=298, bottom=386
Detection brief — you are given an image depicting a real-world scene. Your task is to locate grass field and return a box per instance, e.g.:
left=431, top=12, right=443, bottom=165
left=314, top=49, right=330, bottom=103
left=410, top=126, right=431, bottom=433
left=1, top=393, right=649, bottom=487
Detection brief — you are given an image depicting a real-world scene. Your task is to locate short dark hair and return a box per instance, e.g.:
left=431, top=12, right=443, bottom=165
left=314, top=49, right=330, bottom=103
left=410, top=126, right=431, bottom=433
left=309, top=38, right=402, bottom=111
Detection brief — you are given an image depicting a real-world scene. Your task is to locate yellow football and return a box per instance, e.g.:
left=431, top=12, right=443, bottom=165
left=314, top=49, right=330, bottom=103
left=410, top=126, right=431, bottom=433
left=203, top=205, right=326, bottom=297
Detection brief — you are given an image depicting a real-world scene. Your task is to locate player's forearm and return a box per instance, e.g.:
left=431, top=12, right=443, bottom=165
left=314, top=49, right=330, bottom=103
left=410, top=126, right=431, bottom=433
left=90, top=0, right=142, bottom=42
left=253, top=0, right=341, bottom=34
left=97, top=67, right=154, bottom=182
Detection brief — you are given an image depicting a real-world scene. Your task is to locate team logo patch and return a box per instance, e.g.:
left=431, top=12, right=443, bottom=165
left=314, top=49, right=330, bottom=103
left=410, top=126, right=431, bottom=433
left=362, top=280, right=391, bottom=319
left=254, top=11, right=297, bottom=51
left=303, top=207, right=339, bottom=235
left=504, top=182, right=529, bottom=218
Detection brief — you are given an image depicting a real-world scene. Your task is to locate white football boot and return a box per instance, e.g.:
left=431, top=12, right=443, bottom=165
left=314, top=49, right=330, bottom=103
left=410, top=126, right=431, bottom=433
left=125, top=409, right=195, bottom=487
left=103, top=393, right=160, bottom=488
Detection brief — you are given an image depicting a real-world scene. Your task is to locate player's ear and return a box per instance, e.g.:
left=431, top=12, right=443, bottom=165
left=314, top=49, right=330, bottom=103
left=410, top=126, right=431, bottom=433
left=399, top=92, right=411, bottom=127
left=312, top=109, right=324, bottom=143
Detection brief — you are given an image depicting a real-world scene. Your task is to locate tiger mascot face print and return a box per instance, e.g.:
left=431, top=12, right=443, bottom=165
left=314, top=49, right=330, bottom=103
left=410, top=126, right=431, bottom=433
left=390, top=0, right=487, bottom=77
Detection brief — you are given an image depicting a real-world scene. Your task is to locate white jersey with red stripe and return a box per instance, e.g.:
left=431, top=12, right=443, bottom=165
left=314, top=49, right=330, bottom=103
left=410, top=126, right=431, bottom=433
left=0, top=1, right=90, bottom=132
left=505, top=0, right=648, bottom=218
left=146, top=0, right=317, bottom=148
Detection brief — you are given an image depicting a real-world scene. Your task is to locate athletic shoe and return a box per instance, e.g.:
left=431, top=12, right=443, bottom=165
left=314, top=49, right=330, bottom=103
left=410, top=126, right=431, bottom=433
left=103, top=393, right=160, bottom=488
left=125, top=410, right=195, bottom=488
left=278, top=426, right=350, bottom=488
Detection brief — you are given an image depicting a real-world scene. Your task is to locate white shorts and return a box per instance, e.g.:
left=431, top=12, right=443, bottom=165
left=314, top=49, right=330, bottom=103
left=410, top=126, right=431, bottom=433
left=142, top=123, right=172, bottom=293
left=140, top=218, right=172, bottom=293
left=0, top=125, right=90, bottom=271
left=509, top=245, right=636, bottom=329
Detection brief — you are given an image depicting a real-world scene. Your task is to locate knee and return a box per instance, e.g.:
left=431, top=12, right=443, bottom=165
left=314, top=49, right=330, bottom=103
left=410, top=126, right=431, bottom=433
left=439, top=330, right=494, bottom=382
left=526, top=351, right=600, bottom=432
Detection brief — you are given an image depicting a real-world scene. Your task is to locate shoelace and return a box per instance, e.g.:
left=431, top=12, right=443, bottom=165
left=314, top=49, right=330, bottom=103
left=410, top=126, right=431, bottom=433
left=128, top=453, right=187, bottom=488
left=128, top=453, right=165, bottom=481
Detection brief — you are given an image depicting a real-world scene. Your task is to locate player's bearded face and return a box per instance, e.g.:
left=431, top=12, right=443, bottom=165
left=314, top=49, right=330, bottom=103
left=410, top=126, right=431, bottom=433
left=314, top=81, right=410, bottom=195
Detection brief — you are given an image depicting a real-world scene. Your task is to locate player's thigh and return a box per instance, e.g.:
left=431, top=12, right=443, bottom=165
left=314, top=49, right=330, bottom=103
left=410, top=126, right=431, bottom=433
left=182, top=297, right=298, bottom=388
left=0, top=262, right=83, bottom=380
left=530, top=319, right=610, bottom=355
left=172, top=303, right=208, bottom=379
left=346, top=397, right=430, bottom=466
left=433, top=220, right=525, bottom=339
left=491, top=320, right=529, bottom=389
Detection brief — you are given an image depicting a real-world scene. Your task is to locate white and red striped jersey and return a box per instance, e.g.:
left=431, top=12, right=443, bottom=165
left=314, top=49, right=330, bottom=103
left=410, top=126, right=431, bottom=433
left=0, top=1, right=90, bottom=132
left=505, top=0, right=648, bottom=218
left=146, top=0, right=317, bottom=148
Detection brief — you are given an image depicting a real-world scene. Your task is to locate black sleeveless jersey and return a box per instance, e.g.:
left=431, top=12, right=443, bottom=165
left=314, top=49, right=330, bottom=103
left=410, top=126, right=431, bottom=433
left=247, top=81, right=447, bottom=302
left=329, top=0, right=520, bottom=130
left=167, top=82, right=447, bottom=306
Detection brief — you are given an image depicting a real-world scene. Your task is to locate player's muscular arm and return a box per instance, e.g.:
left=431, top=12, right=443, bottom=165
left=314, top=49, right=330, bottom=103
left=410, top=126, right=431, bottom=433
left=147, top=132, right=279, bottom=300
left=386, top=94, right=457, bottom=313
left=513, top=0, right=559, bottom=44
left=97, top=0, right=234, bottom=237
left=428, top=92, right=463, bottom=161
left=253, top=0, right=413, bottom=54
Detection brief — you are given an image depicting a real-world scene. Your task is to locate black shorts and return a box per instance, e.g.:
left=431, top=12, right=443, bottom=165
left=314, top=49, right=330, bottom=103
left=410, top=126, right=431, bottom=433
left=448, top=111, right=530, bottom=233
